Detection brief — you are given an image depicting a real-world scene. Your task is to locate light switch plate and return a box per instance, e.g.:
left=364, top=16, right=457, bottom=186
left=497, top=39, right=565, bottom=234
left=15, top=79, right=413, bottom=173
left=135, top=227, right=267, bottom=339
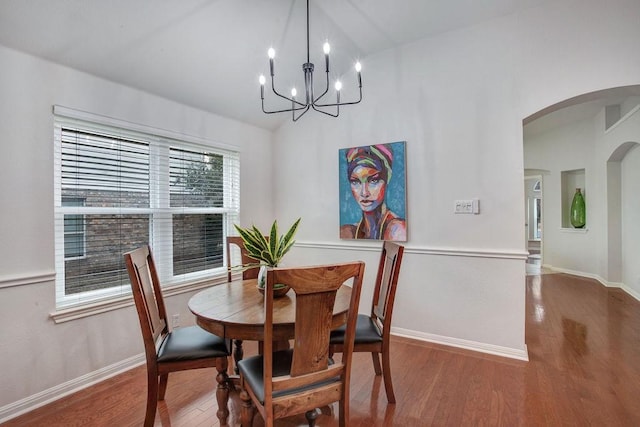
left=454, top=199, right=479, bottom=214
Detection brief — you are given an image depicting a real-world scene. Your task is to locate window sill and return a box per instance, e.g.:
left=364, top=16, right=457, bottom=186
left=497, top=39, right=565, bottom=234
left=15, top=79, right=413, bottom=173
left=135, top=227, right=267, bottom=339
left=559, top=227, right=589, bottom=234
left=50, top=275, right=228, bottom=324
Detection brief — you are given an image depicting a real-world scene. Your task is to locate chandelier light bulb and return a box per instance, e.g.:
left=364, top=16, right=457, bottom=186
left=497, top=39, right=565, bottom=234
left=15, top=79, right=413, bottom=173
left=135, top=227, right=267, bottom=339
left=335, top=81, right=342, bottom=91
left=268, top=48, right=275, bottom=59
left=291, top=88, right=297, bottom=97
left=323, top=42, right=330, bottom=55
left=259, top=75, right=266, bottom=85
left=355, top=62, right=362, bottom=73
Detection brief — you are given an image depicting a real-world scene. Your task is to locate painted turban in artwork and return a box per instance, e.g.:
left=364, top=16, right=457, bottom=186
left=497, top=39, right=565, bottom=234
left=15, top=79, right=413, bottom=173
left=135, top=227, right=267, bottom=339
left=346, top=144, right=393, bottom=182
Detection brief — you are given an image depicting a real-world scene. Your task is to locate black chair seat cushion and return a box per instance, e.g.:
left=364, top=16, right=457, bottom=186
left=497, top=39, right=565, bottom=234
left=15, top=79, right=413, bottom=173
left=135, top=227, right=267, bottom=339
left=157, top=326, right=230, bottom=363
left=238, top=349, right=338, bottom=404
left=330, top=314, right=383, bottom=345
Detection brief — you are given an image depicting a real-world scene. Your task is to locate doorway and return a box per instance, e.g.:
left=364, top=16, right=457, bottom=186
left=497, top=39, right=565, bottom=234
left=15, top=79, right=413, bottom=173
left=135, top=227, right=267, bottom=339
left=524, top=175, right=542, bottom=268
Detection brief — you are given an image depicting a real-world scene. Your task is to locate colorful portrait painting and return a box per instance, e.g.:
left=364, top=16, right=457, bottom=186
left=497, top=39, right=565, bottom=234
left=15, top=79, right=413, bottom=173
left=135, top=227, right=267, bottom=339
left=339, top=141, right=407, bottom=241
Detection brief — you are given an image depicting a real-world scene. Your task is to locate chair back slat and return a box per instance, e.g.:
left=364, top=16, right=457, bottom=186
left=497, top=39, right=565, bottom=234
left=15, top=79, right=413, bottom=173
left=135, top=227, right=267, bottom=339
left=291, top=291, right=336, bottom=375
left=264, top=261, right=365, bottom=385
left=124, top=246, right=168, bottom=357
left=226, top=235, right=265, bottom=281
left=138, top=261, right=165, bottom=340
left=372, top=242, right=404, bottom=327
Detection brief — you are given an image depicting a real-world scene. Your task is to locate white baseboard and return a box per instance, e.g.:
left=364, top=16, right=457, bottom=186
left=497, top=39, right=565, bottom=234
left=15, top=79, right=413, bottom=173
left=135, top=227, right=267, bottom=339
left=0, top=354, right=145, bottom=424
left=620, top=284, right=640, bottom=301
left=391, top=327, right=529, bottom=362
left=544, top=265, right=640, bottom=302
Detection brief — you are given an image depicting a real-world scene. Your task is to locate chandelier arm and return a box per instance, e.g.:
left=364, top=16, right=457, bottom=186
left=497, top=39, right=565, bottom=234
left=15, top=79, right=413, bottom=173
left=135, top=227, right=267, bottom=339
left=311, top=104, right=339, bottom=118
left=293, top=105, right=311, bottom=122
left=262, top=98, right=310, bottom=114
left=314, top=87, right=362, bottom=108
left=312, top=87, right=329, bottom=104
left=269, top=77, right=306, bottom=107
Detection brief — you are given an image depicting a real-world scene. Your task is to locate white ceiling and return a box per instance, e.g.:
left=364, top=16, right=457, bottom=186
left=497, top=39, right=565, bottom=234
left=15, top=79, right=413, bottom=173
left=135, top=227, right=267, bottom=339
left=0, top=0, right=547, bottom=131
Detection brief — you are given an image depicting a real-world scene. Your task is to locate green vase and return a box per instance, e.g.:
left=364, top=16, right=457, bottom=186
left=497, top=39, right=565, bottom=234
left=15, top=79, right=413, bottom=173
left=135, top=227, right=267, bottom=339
left=570, top=188, right=586, bottom=228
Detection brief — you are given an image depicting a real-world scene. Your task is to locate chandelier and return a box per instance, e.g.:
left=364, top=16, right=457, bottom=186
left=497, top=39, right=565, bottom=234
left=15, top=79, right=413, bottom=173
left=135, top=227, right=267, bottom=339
left=258, top=0, right=362, bottom=122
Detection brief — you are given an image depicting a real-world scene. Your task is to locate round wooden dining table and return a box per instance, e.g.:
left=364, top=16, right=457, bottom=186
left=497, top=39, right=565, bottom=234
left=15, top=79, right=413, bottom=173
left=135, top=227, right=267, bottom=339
left=188, top=278, right=352, bottom=342
left=187, top=278, right=353, bottom=426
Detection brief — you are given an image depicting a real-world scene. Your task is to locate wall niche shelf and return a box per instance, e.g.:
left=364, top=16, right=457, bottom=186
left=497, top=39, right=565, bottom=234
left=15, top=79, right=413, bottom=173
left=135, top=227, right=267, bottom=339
left=561, top=168, right=586, bottom=229
left=559, top=227, right=589, bottom=234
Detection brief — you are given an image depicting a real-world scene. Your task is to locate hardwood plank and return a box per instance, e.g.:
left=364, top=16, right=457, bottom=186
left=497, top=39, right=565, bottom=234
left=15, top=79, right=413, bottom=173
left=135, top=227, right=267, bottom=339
left=4, top=272, right=640, bottom=426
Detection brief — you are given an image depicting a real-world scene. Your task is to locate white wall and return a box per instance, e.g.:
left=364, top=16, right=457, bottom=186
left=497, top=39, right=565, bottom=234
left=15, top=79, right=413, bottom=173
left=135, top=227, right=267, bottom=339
left=517, top=0, right=640, bottom=120
left=622, top=144, right=640, bottom=294
left=0, top=45, right=273, bottom=414
left=273, top=0, right=640, bottom=361
left=275, top=15, right=528, bottom=358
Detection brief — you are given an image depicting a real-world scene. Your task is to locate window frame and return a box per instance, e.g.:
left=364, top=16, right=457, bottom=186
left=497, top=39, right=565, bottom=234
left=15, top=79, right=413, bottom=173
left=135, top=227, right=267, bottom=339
left=52, top=106, right=240, bottom=312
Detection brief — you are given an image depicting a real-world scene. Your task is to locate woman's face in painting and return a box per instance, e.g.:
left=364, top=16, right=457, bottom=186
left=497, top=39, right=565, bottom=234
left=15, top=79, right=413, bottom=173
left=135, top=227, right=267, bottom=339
left=349, top=165, right=386, bottom=212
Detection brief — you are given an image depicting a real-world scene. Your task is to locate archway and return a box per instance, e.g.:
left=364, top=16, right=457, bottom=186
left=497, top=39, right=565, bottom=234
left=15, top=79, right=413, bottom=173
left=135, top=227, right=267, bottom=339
left=523, top=85, right=640, bottom=285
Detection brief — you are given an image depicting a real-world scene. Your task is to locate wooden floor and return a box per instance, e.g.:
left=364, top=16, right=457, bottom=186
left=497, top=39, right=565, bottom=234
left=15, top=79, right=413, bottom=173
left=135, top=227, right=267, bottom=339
left=4, top=272, right=640, bottom=426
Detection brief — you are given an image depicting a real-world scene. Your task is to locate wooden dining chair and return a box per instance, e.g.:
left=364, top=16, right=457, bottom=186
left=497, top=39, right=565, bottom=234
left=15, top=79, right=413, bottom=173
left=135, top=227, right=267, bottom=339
left=237, top=261, right=365, bottom=427
left=226, top=235, right=268, bottom=372
left=329, top=241, right=405, bottom=403
left=124, top=245, right=232, bottom=427
left=226, top=235, right=263, bottom=282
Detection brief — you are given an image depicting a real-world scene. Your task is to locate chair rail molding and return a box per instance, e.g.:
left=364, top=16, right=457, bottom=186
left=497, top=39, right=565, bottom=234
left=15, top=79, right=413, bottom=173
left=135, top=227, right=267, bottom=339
left=50, top=275, right=227, bottom=323
left=294, top=241, right=528, bottom=260
left=0, top=270, right=56, bottom=289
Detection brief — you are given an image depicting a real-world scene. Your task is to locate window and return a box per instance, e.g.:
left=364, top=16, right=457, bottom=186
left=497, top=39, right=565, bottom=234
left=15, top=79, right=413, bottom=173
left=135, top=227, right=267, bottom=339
left=54, top=111, right=240, bottom=308
left=62, top=197, right=86, bottom=259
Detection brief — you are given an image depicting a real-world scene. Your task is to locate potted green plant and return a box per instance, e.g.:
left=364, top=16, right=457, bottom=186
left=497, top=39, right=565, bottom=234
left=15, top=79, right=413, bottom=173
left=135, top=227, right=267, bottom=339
left=233, top=218, right=301, bottom=296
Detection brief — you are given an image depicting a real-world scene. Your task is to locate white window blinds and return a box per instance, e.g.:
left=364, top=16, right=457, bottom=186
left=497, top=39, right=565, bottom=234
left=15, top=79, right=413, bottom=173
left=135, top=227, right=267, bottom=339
left=53, top=111, right=239, bottom=308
